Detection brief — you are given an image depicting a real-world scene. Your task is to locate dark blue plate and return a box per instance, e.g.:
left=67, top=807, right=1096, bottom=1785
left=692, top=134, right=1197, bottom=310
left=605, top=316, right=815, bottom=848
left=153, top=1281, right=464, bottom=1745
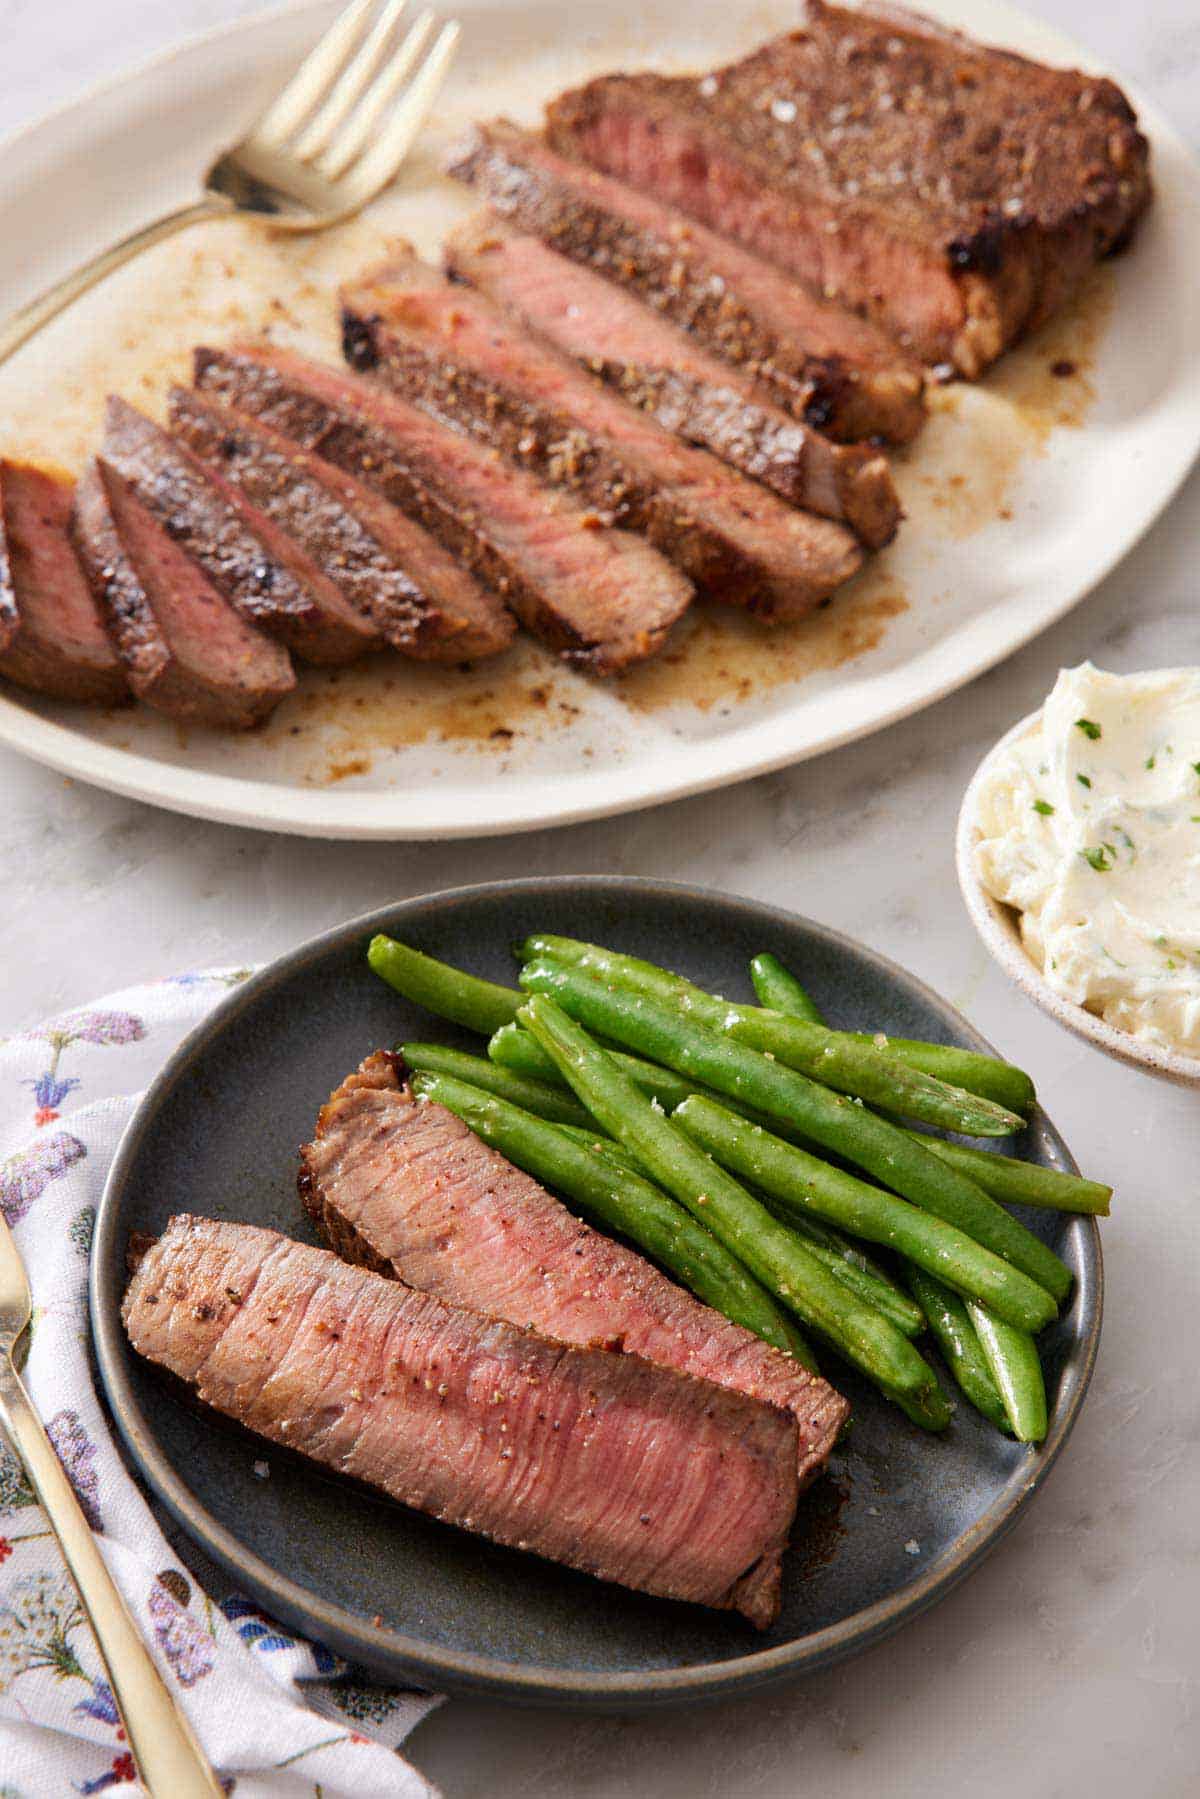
left=91, top=878, right=1101, bottom=1707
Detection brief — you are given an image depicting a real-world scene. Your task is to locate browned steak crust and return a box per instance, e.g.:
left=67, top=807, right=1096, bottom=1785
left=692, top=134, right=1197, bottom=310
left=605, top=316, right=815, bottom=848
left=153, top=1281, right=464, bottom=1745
left=448, top=119, right=927, bottom=443
left=546, top=1, right=1151, bottom=374
left=72, top=457, right=294, bottom=728
left=194, top=342, right=692, bottom=673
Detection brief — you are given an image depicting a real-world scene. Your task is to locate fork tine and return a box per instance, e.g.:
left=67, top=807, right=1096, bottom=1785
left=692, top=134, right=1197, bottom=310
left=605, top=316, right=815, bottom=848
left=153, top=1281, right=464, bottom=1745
left=252, top=0, right=376, bottom=150
left=348, top=19, right=460, bottom=194
left=318, top=9, right=436, bottom=178
left=294, top=0, right=409, bottom=162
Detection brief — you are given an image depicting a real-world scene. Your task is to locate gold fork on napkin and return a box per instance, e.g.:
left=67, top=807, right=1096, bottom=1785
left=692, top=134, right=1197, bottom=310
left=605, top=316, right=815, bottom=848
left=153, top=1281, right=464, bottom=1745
left=0, top=1210, right=222, bottom=1795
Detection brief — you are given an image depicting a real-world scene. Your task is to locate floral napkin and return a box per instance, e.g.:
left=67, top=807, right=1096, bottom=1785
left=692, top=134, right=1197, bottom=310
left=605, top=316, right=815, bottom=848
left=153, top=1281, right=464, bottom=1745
left=0, top=970, right=442, bottom=1797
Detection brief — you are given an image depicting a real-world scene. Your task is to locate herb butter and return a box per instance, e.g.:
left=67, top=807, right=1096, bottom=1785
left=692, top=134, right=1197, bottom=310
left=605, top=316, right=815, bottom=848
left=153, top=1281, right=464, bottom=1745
left=975, top=664, right=1200, bottom=1058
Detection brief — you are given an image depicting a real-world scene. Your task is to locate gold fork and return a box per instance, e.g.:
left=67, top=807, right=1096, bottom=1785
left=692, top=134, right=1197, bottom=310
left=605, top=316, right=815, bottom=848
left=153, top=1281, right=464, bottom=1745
left=0, top=1211, right=222, bottom=1794
left=0, top=0, right=460, bottom=367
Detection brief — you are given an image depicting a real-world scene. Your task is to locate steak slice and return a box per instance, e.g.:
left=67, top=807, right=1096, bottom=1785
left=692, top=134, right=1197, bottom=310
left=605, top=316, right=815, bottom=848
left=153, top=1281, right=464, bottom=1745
left=300, top=1054, right=849, bottom=1488
left=344, top=255, right=867, bottom=598
left=193, top=344, right=692, bottom=671
left=71, top=458, right=294, bottom=728
left=101, top=397, right=380, bottom=666
left=444, top=219, right=899, bottom=549
left=546, top=3, right=1152, bottom=375
left=169, top=385, right=514, bottom=663
left=0, top=460, right=127, bottom=705
left=446, top=120, right=926, bottom=443
left=125, top=1216, right=798, bottom=1626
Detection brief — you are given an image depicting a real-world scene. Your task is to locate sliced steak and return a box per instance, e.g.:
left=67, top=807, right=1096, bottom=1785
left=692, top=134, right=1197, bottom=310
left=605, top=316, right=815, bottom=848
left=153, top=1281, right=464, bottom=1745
left=343, top=257, right=864, bottom=609
left=546, top=3, right=1152, bottom=375
left=71, top=458, right=294, bottom=728
left=169, top=386, right=513, bottom=663
left=446, top=120, right=926, bottom=443
left=300, top=1054, right=849, bottom=1488
left=0, top=460, right=127, bottom=705
left=125, top=1216, right=798, bottom=1626
left=444, top=220, right=899, bottom=549
left=193, top=344, right=692, bottom=671
left=101, top=396, right=379, bottom=666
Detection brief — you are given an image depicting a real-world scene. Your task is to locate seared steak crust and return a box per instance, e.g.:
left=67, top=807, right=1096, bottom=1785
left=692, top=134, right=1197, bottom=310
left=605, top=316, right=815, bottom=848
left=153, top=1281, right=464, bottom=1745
left=71, top=458, right=294, bottom=728
left=193, top=343, right=691, bottom=672
left=547, top=2, right=1152, bottom=374
left=445, top=218, right=899, bottom=549
left=169, top=385, right=513, bottom=662
left=447, top=120, right=926, bottom=443
left=101, top=397, right=379, bottom=666
left=0, top=460, right=127, bottom=705
left=299, top=1054, right=849, bottom=1488
left=124, top=1215, right=799, bottom=1626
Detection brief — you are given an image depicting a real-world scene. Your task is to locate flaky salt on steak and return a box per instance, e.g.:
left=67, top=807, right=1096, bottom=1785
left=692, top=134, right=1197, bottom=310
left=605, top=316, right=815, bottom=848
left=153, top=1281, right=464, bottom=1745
left=447, top=119, right=927, bottom=444
left=124, top=1215, right=799, bottom=1626
left=299, top=1053, right=849, bottom=1487
left=547, top=1, right=1152, bottom=375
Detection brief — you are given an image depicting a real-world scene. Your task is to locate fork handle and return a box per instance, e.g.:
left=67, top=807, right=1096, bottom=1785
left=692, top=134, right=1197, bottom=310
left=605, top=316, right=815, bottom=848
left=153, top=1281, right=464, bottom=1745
left=0, top=197, right=230, bottom=368
left=0, top=1360, right=222, bottom=1796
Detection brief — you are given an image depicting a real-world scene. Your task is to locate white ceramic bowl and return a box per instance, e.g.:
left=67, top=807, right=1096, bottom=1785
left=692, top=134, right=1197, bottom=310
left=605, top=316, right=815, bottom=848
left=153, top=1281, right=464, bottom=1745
left=956, top=709, right=1200, bottom=1089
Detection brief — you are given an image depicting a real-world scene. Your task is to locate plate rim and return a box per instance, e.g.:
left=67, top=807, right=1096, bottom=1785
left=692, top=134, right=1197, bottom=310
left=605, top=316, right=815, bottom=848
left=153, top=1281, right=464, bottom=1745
left=0, top=1, right=1197, bottom=839
left=90, top=875, right=1103, bottom=1706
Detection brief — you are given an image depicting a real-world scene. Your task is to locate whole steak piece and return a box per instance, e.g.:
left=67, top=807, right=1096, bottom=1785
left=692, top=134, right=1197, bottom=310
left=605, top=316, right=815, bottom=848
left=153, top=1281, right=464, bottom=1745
left=300, top=1053, right=849, bottom=1488
left=124, top=1215, right=800, bottom=1626
left=546, top=1, right=1152, bottom=375
left=0, top=460, right=127, bottom=705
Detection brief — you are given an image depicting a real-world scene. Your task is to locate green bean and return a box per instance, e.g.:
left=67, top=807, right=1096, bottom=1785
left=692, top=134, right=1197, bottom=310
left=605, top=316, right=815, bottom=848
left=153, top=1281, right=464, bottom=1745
left=780, top=1213, right=924, bottom=1337
left=370, top=935, right=520, bottom=1035
left=521, top=994, right=949, bottom=1424
left=555, top=1121, right=643, bottom=1175
left=905, top=1133, right=1111, bottom=1216
left=750, top=953, right=825, bottom=1023
left=558, top=1110, right=925, bottom=1336
left=850, top=1036, right=1034, bottom=1115
left=409, top=1069, right=819, bottom=1372
left=674, top=1096, right=1057, bottom=1332
left=526, top=936, right=1036, bottom=1114
left=965, top=1302, right=1048, bottom=1443
left=489, top=1022, right=701, bottom=1110
left=398, top=1042, right=595, bottom=1128
left=904, top=1267, right=1012, bottom=1433
left=518, top=958, right=1073, bottom=1305
left=517, top=937, right=1023, bottom=1136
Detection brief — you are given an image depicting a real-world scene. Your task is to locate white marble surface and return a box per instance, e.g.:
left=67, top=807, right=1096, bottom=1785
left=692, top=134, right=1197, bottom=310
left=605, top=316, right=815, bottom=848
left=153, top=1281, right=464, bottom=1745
left=2, top=3, right=1199, bottom=1794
